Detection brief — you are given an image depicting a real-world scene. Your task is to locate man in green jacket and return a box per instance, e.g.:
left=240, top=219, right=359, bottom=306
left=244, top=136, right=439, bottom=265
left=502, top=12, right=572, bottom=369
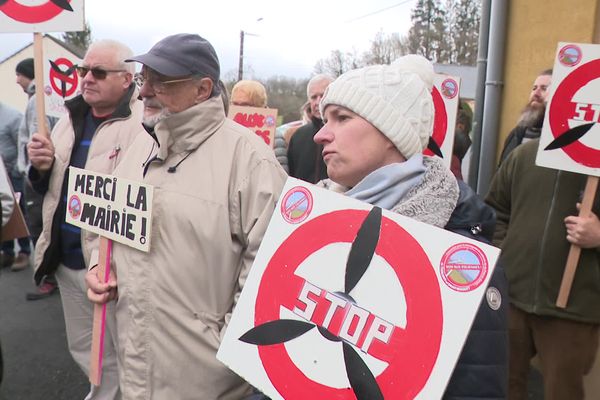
left=486, top=139, right=600, bottom=400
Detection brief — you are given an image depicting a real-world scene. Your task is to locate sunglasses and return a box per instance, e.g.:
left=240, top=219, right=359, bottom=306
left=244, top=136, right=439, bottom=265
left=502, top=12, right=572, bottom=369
left=76, top=65, right=126, bottom=80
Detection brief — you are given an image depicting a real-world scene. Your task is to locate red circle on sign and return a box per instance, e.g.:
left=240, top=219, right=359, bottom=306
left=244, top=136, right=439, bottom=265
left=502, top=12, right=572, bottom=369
left=255, top=209, right=443, bottom=399
left=49, top=57, right=79, bottom=97
left=424, top=86, right=448, bottom=157
left=549, top=58, right=600, bottom=168
left=1, top=0, right=71, bottom=24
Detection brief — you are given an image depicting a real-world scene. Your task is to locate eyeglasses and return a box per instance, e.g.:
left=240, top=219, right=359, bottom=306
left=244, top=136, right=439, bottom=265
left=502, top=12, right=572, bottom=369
left=76, top=65, right=126, bottom=80
left=133, top=72, right=195, bottom=94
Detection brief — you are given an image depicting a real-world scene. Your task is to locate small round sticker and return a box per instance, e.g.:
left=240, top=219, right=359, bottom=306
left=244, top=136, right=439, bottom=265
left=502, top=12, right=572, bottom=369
left=486, top=287, right=502, bottom=310
left=441, top=78, right=459, bottom=99
left=67, top=195, right=82, bottom=219
left=265, top=115, right=276, bottom=127
left=558, top=44, right=582, bottom=67
left=440, top=243, right=488, bottom=292
left=281, top=186, right=313, bottom=224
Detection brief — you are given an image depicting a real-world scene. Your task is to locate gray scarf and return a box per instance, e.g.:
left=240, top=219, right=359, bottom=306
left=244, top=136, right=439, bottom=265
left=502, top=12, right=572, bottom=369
left=346, top=154, right=426, bottom=210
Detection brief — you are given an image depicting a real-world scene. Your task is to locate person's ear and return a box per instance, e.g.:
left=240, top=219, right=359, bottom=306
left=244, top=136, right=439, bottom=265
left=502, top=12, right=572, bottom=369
left=196, top=78, right=214, bottom=102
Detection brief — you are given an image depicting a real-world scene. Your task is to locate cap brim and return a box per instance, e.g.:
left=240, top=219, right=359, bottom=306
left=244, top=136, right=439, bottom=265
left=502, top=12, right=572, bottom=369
left=125, top=53, right=191, bottom=77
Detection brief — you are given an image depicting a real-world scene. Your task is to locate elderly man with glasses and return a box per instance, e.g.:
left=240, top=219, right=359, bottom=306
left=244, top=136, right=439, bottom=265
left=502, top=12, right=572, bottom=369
left=86, top=33, right=286, bottom=399
left=27, top=39, right=143, bottom=400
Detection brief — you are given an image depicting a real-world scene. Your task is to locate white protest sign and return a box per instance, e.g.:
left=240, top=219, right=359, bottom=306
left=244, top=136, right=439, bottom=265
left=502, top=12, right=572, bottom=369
left=43, top=52, right=81, bottom=118
left=65, top=167, right=153, bottom=252
left=0, top=0, right=84, bottom=33
left=536, top=42, right=600, bottom=177
left=218, top=178, right=500, bottom=399
left=424, top=74, right=460, bottom=167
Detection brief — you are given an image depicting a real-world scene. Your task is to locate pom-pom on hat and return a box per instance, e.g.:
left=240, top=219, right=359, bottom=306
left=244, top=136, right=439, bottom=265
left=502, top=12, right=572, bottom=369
left=319, top=54, right=435, bottom=159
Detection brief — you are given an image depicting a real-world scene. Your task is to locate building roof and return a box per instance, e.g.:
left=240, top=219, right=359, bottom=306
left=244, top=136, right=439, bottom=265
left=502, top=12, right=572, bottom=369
left=0, top=33, right=85, bottom=65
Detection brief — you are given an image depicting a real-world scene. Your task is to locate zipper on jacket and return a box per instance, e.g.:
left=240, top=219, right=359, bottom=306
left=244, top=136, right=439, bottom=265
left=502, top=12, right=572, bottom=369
left=533, top=170, right=561, bottom=313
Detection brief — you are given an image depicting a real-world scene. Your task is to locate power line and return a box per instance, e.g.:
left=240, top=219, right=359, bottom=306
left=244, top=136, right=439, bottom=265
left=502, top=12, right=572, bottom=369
left=346, top=0, right=415, bottom=23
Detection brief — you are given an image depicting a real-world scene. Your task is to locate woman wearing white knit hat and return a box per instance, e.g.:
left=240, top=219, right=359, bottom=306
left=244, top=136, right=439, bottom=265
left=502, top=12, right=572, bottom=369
left=314, top=54, right=508, bottom=399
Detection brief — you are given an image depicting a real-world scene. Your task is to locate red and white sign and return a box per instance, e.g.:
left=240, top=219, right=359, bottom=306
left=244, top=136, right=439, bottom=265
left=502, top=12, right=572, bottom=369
left=217, top=178, right=500, bottom=399
left=228, top=105, right=278, bottom=148
left=45, top=55, right=81, bottom=118
left=424, top=74, right=460, bottom=168
left=0, top=0, right=84, bottom=33
left=536, top=42, right=600, bottom=177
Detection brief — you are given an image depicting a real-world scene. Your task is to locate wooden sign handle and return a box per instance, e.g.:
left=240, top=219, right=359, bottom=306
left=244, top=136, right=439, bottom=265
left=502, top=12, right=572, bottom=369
left=556, top=175, right=599, bottom=308
left=89, top=236, right=112, bottom=386
left=33, top=33, right=48, bottom=138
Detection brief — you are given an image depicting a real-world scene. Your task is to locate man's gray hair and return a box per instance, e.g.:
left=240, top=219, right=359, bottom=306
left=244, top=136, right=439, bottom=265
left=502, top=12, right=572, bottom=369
left=86, top=39, right=135, bottom=74
left=307, top=74, right=334, bottom=97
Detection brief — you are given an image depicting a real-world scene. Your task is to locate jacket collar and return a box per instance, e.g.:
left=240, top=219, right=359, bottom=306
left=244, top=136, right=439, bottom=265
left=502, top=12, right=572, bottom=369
left=151, top=96, right=225, bottom=161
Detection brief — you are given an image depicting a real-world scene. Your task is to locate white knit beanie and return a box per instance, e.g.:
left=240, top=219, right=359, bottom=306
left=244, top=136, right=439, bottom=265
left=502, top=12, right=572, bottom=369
left=319, top=54, right=435, bottom=159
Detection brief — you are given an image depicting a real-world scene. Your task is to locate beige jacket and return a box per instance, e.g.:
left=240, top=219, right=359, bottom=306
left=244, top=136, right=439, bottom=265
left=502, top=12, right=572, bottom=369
left=111, top=96, right=287, bottom=399
left=31, top=86, right=143, bottom=284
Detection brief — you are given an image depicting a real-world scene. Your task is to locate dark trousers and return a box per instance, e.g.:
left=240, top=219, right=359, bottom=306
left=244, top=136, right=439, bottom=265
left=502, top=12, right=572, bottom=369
left=509, top=304, right=599, bottom=400
left=1, top=175, right=30, bottom=255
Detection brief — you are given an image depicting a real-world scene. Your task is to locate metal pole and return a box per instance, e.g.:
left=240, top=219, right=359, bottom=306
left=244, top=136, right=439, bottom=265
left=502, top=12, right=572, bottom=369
left=476, top=0, right=508, bottom=195
left=468, top=0, right=491, bottom=189
left=238, top=30, right=244, bottom=81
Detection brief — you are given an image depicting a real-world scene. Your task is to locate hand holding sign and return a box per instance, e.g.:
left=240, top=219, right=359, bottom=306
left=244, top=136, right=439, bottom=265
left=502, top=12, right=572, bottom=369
left=27, top=132, right=55, bottom=171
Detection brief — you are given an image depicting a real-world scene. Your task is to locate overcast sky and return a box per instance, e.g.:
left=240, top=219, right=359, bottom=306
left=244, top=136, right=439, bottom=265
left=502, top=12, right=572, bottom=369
left=0, top=0, right=416, bottom=79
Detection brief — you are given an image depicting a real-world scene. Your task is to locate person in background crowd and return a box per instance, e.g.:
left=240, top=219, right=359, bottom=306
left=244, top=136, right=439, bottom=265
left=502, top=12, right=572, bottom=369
left=0, top=158, right=15, bottom=388
left=0, top=159, right=15, bottom=232
left=0, top=101, right=27, bottom=271
left=498, top=69, right=552, bottom=164
left=287, top=74, right=333, bottom=183
left=27, top=39, right=143, bottom=399
left=314, top=55, right=508, bottom=399
left=231, top=80, right=288, bottom=172
left=15, top=58, right=60, bottom=299
left=282, top=101, right=311, bottom=146
left=86, top=33, right=286, bottom=399
left=486, top=137, right=600, bottom=400
left=450, top=101, right=473, bottom=180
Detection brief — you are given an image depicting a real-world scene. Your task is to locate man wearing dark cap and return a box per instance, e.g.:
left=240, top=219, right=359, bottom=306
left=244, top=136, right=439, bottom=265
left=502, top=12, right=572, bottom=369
left=86, top=33, right=286, bottom=399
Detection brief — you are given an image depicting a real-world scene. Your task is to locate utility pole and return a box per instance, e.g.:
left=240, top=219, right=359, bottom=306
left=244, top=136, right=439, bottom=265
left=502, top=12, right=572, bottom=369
left=238, top=30, right=245, bottom=81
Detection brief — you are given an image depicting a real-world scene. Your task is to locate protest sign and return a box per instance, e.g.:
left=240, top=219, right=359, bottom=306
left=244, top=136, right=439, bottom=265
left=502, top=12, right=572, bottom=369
left=65, top=166, right=153, bottom=252
left=425, top=74, right=460, bottom=167
left=218, top=178, right=500, bottom=399
left=534, top=42, right=600, bottom=307
left=0, top=0, right=84, bottom=33
left=536, top=42, right=600, bottom=176
left=228, top=104, right=278, bottom=147
left=44, top=54, right=82, bottom=118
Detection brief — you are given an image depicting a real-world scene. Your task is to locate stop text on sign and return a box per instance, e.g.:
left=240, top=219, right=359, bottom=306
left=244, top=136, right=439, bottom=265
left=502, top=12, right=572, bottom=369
left=292, top=281, right=394, bottom=358
left=572, top=102, right=600, bottom=122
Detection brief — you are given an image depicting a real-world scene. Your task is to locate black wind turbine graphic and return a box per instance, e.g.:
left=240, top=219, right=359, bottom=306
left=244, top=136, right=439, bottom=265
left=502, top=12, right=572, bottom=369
left=544, top=122, right=595, bottom=150
left=239, top=207, right=385, bottom=400
left=427, top=136, right=444, bottom=158
left=48, top=60, right=77, bottom=98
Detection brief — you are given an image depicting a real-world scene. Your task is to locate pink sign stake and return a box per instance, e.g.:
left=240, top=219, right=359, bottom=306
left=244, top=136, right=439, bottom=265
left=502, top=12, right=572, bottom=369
left=89, top=236, right=112, bottom=386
